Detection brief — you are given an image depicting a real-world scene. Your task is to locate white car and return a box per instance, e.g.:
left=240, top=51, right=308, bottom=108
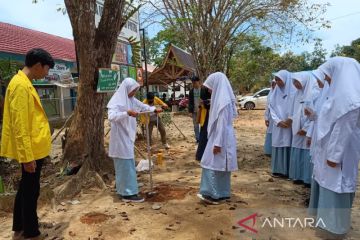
left=238, top=88, right=271, bottom=110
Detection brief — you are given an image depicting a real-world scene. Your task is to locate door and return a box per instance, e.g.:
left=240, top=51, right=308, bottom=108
left=256, top=89, right=270, bottom=109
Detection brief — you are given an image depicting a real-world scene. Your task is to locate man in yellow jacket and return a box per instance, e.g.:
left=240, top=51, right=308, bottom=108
left=1, top=48, right=54, bottom=240
left=141, top=92, right=170, bottom=149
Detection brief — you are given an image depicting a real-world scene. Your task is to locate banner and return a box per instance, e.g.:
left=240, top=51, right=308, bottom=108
left=129, top=66, right=136, bottom=80
left=112, top=42, right=128, bottom=64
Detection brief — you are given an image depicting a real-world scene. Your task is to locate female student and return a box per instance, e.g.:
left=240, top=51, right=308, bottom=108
left=107, top=78, right=161, bottom=203
left=289, top=72, right=320, bottom=184
left=197, top=72, right=238, bottom=204
left=269, top=70, right=296, bottom=178
left=264, top=79, right=276, bottom=156
left=305, top=70, right=327, bottom=159
left=309, top=57, right=360, bottom=236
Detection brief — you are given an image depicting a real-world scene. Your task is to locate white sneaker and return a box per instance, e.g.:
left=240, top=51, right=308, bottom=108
left=163, top=143, right=170, bottom=149
left=197, top=193, right=220, bottom=205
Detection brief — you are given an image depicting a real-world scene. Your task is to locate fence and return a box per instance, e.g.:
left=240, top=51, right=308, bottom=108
left=40, top=97, right=77, bottom=119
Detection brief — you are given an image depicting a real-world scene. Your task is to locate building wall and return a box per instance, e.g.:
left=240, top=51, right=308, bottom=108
left=95, top=1, right=140, bottom=42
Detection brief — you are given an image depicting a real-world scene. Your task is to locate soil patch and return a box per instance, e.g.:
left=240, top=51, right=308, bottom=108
left=145, top=184, right=194, bottom=202
left=80, top=212, right=114, bottom=224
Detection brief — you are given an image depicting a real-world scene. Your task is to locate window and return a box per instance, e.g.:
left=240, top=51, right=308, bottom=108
left=159, top=85, right=168, bottom=92
left=127, top=21, right=138, bottom=33
left=258, top=89, right=270, bottom=96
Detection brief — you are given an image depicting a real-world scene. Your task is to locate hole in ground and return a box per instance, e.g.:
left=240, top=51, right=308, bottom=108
left=144, top=184, right=194, bottom=202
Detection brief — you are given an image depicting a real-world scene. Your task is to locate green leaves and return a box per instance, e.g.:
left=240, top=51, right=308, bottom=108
left=128, top=36, right=142, bottom=67
left=331, top=38, right=360, bottom=62
left=0, top=59, right=22, bottom=84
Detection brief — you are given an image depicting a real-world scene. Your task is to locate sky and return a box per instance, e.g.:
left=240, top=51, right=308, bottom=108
left=0, top=0, right=359, bottom=56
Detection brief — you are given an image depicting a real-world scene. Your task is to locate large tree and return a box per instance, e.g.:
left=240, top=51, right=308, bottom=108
left=146, top=23, right=188, bottom=65
left=54, top=0, right=139, bottom=198
left=228, top=35, right=327, bottom=93
left=148, top=0, right=328, bottom=80
left=331, top=38, right=360, bottom=62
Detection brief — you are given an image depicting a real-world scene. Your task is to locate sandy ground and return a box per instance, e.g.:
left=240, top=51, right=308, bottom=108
left=0, top=110, right=359, bottom=240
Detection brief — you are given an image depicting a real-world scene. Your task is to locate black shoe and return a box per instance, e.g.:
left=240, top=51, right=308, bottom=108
left=293, top=180, right=303, bottom=185
left=122, top=194, right=144, bottom=203
left=270, top=173, right=282, bottom=178
left=304, top=198, right=310, bottom=207
left=218, top=196, right=230, bottom=201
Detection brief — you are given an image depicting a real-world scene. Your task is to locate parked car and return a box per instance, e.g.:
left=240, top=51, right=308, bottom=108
left=238, top=88, right=271, bottom=110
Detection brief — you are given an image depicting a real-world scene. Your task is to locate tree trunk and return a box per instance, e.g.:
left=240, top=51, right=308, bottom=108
left=62, top=60, right=107, bottom=171
left=57, top=0, right=127, bottom=198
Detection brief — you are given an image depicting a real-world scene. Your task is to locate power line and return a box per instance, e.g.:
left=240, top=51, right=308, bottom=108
left=329, top=11, right=360, bottom=21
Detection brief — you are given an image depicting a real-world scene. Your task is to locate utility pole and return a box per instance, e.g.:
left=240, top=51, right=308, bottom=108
left=139, top=28, right=148, bottom=94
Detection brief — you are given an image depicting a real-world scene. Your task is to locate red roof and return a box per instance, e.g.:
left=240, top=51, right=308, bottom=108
left=0, top=22, right=76, bottom=62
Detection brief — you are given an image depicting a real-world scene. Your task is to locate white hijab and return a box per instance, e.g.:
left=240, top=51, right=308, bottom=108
left=311, top=68, right=327, bottom=113
left=317, top=56, right=360, bottom=140
left=315, top=81, right=329, bottom=114
left=203, top=72, right=237, bottom=135
left=291, top=71, right=320, bottom=133
left=292, top=71, right=321, bottom=103
left=107, top=78, right=140, bottom=141
left=270, top=70, right=296, bottom=120
left=266, top=79, right=276, bottom=108
left=311, top=69, right=325, bottom=84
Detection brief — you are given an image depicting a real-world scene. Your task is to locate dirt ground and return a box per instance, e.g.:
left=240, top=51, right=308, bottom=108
left=0, top=110, right=359, bottom=240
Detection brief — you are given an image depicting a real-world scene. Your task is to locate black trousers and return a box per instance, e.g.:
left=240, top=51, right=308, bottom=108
left=12, top=158, right=44, bottom=238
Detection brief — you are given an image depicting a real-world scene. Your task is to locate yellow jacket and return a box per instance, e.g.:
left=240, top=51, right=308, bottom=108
left=1, top=70, right=51, bottom=163
left=198, top=105, right=208, bottom=127
left=140, top=96, right=167, bottom=124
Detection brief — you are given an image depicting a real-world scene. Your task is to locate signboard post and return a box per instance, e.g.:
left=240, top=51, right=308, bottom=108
left=96, top=68, right=120, bottom=92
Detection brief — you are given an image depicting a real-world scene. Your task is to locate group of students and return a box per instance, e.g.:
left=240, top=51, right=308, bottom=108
left=4, top=47, right=359, bottom=239
left=107, top=72, right=238, bottom=205
left=264, top=56, right=360, bottom=236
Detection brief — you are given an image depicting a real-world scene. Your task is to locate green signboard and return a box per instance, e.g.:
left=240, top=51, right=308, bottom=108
left=129, top=66, right=136, bottom=80
left=97, top=68, right=120, bottom=92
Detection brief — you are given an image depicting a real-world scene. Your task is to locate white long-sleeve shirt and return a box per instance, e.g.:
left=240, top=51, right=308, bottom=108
left=269, top=94, right=293, bottom=148
left=201, top=105, right=238, bottom=172
left=313, top=108, right=360, bottom=193
left=108, top=98, right=155, bottom=159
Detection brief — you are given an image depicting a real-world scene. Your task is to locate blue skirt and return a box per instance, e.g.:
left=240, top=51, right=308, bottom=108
left=303, top=152, right=313, bottom=184
left=289, top=147, right=305, bottom=181
left=113, top=158, right=139, bottom=196
left=263, top=133, right=272, bottom=156
left=289, top=148, right=311, bottom=183
left=308, top=179, right=355, bottom=235
left=199, top=168, right=231, bottom=200
left=271, top=147, right=291, bottom=176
